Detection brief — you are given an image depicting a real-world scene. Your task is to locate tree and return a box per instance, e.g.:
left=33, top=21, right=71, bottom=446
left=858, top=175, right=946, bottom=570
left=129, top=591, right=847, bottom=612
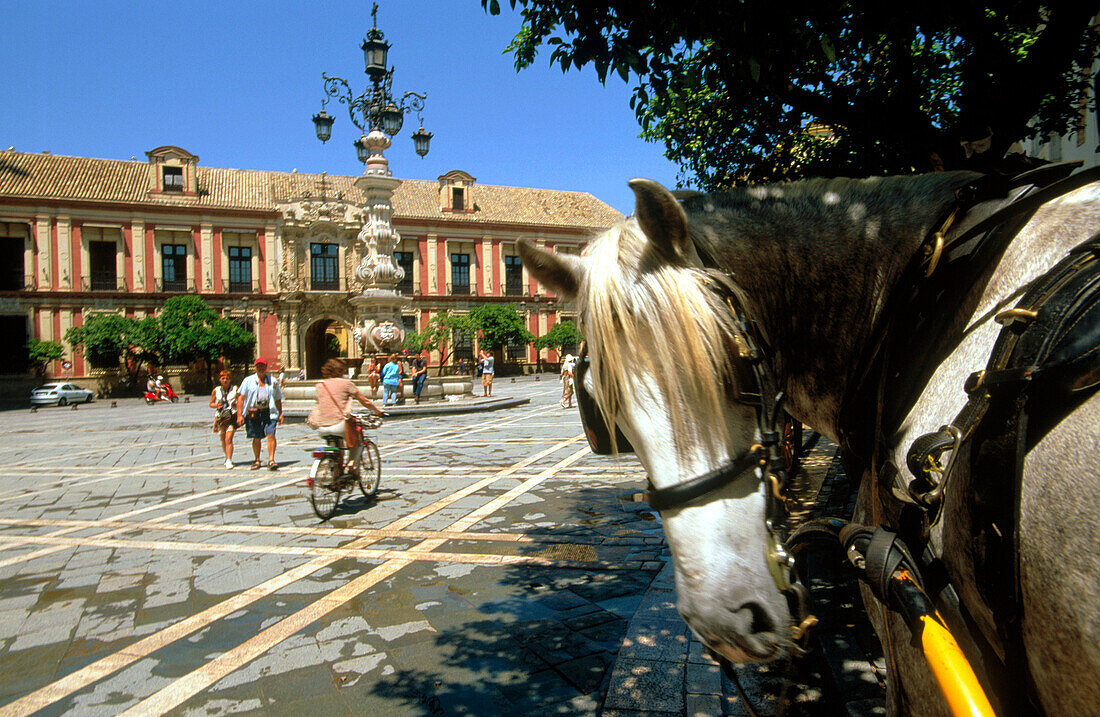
left=534, top=319, right=583, bottom=353
left=26, top=339, right=64, bottom=378
left=403, top=311, right=475, bottom=368
left=159, top=295, right=220, bottom=364
left=65, top=313, right=133, bottom=369
left=468, top=303, right=535, bottom=352
left=485, top=1, right=1100, bottom=186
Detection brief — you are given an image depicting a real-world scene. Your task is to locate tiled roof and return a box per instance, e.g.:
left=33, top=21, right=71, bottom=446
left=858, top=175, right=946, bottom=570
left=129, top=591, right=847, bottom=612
left=0, top=150, right=623, bottom=231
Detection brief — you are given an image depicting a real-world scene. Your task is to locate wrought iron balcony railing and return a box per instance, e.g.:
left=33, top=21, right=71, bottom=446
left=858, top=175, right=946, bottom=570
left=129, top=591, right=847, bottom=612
left=223, top=278, right=261, bottom=294
left=503, top=281, right=528, bottom=297
left=157, top=277, right=196, bottom=293
left=447, top=282, right=474, bottom=296
left=83, top=272, right=125, bottom=292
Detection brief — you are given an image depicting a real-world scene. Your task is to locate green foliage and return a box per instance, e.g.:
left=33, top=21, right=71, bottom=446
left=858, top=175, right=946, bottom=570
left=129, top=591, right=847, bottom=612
left=65, top=313, right=134, bottom=369
left=485, top=1, right=1100, bottom=185
left=468, top=304, right=534, bottom=351
left=534, top=320, right=584, bottom=351
left=64, top=298, right=255, bottom=379
left=26, top=339, right=64, bottom=377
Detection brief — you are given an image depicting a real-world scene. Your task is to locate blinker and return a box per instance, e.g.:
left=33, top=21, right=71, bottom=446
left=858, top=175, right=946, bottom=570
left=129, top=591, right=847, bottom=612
left=574, top=343, right=635, bottom=455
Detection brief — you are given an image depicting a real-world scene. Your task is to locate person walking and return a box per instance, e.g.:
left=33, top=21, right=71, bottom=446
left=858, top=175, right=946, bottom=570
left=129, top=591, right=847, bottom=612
left=236, top=357, right=284, bottom=470
left=479, top=349, right=494, bottom=398
left=308, top=358, right=386, bottom=472
left=209, top=370, right=238, bottom=468
left=411, top=350, right=429, bottom=404
left=380, top=353, right=402, bottom=407
left=560, top=354, right=575, bottom=408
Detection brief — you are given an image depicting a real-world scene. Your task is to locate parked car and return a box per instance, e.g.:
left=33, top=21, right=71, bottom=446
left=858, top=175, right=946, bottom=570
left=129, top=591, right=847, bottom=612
left=30, top=382, right=94, bottom=406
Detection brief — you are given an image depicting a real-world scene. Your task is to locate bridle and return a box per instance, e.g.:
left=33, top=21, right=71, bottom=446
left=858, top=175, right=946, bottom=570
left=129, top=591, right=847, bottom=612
left=573, top=269, right=817, bottom=651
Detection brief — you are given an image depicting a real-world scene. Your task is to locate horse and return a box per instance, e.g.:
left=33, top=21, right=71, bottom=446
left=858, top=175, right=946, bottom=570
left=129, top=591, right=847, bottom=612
left=518, top=173, right=1100, bottom=715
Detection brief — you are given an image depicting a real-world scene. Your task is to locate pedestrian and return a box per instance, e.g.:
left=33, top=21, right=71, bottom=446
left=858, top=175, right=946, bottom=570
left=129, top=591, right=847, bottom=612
left=479, top=349, right=494, bottom=397
left=560, top=354, right=575, bottom=408
left=380, top=353, right=402, bottom=407
left=366, top=357, right=381, bottom=395
left=277, top=366, right=287, bottom=391
left=396, top=353, right=407, bottom=405
left=411, top=350, right=429, bottom=404
left=209, top=370, right=238, bottom=468
left=297, top=368, right=306, bottom=381
left=457, top=358, right=467, bottom=376
left=235, top=357, right=284, bottom=470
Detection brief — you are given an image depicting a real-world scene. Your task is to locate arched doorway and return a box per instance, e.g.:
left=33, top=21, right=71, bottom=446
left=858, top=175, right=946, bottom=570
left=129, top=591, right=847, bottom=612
left=304, top=319, right=349, bottom=379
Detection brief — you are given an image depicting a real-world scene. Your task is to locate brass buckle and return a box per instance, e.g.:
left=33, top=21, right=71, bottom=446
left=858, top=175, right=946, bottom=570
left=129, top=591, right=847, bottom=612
left=923, top=232, right=945, bottom=277
left=994, top=308, right=1038, bottom=326
left=907, top=425, right=962, bottom=507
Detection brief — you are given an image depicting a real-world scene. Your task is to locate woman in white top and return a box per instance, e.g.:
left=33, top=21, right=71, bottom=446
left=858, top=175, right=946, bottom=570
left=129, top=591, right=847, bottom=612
left=560, top=354, right=575, bottom=408
left=209, top=370, right=238, bottom=469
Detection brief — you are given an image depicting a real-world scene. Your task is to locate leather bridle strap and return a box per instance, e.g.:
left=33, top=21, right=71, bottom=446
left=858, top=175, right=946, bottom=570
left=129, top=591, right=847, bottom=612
left=646, top=446, right=765, bottom=511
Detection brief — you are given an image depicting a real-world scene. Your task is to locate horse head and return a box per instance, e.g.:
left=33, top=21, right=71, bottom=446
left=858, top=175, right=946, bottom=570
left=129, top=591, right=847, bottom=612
left=520, top=179, right=793, bottom=662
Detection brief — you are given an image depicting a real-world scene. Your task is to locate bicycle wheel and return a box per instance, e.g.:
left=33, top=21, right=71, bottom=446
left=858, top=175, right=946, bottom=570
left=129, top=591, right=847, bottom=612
left=357, top=440, right=381, bottom=499
left=310, top=457, right=341, bottom=520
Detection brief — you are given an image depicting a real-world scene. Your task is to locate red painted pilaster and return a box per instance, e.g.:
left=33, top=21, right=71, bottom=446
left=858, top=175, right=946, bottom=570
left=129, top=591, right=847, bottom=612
left=71, top=222, right=82, bottom=289
left=492, top=240, right=501, bottom=296
left=417, top=237, right=429, bottom=294
left=123, top=224, right=133, bottom=290
left=145, top=224, right=155, bottom=293
left=212, top=228, right=222, bottom=291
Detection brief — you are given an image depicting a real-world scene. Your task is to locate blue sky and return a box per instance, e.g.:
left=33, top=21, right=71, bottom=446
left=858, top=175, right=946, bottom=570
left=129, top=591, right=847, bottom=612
left=0, top=0, right=682, bottom=215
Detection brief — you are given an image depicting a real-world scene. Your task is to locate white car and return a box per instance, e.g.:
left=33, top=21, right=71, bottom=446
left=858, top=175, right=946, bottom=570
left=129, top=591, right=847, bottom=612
left=30, top=382, right=94, bottom=406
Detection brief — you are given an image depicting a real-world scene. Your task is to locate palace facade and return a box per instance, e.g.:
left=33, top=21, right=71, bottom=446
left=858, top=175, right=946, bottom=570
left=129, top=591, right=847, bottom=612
left=0, top=146, right=621, bottom=380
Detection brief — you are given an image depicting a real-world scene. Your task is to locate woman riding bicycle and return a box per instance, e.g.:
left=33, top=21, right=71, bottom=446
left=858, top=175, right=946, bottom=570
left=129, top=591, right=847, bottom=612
left=308, top=358, right=386, bottom=471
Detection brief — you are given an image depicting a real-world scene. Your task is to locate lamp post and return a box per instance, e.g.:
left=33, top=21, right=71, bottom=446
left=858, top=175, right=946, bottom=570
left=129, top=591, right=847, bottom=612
left=312, top=2, right=432, bottom=177
left=312, top=2, right=431, bottom=357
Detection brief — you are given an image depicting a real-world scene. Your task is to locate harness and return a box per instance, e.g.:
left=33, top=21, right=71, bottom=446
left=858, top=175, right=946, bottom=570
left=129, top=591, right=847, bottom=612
left=573, top=264, right=818, bottom=651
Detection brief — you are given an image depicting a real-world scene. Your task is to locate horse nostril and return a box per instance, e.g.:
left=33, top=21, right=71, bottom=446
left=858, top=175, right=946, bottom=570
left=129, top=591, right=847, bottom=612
left=738, top=602, right=776, bottom=635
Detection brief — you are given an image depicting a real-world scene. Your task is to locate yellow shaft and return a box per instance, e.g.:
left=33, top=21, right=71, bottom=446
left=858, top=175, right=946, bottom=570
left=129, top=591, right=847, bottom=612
left=919, top=614, right=997, bottom=717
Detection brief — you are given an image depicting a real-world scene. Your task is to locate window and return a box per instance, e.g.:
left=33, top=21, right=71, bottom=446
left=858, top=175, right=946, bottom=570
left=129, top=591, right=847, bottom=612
left=401, top=315, right=417, bottom=337
left=228, top=246, right=253, bottom=293
left=162, top=244, right=187, bottom=291
left=504, top=255, right=523, bottom=296
left=0, top=230, right=24, bottom=291
left=162, top=166, right=184, bottom=192
left=453, top=328, right=473, bottom=361
left=506, top=332, right=527, bottom=362
left=395, top=251, right=414, bottom=293
left=452, top=187, right=465, bottom=211
left=89, top=241, right=117, bottom=291
left=310, top=243, right=339, bottom=291
left=450, top=253, right=470, bottom=295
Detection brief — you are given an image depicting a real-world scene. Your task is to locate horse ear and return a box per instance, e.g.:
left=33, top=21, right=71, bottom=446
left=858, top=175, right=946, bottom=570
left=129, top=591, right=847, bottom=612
left=518, top=238, right=582, bottom=299
left=630, top=178, right=689, bottom=260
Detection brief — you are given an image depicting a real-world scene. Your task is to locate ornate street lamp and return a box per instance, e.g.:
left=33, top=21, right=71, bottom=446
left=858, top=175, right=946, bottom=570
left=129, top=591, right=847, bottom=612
left=313, top=2, right=431, bottom=169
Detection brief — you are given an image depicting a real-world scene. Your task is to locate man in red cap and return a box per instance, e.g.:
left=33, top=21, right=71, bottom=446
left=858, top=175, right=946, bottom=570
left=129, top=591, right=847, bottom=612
left=235, top=357, right=284, bottom=470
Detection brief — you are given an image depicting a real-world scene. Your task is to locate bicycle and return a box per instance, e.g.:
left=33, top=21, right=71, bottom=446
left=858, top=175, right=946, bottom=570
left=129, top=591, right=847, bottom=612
left=307, top=411, right=383, bottom=520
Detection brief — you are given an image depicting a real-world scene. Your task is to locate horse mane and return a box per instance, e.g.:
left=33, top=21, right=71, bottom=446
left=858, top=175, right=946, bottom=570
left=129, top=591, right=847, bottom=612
left=580, top=218, right=741, bottom=456
left=580, top=172, right=981, bottom=454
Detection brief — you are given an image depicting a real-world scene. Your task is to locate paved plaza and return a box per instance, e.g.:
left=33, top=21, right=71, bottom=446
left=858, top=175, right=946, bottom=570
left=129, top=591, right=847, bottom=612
left=0, top=377, right=882, bottom=716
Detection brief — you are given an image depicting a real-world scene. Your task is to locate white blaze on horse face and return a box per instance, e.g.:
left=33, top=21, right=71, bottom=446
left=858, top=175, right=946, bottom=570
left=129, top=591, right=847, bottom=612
left=600, top=367, right=793, bottom=662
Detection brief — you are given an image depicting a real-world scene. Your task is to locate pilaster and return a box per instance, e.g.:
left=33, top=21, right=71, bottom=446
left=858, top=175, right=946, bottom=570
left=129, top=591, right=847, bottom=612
left=35, top=215, right=51, bottom=288
left=426, top=234, right=438, bottom=292
left=131, top=219, right=145, bottom=291
left=57, top=216, right=71, bottom=289
left=200, top=223, right=214, bottom=292
left=481, top=236, right=492, bottom=295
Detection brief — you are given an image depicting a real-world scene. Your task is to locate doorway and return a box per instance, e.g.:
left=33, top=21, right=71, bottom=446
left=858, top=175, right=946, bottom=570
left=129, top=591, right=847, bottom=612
left=304, top=319, right=348, bottom=378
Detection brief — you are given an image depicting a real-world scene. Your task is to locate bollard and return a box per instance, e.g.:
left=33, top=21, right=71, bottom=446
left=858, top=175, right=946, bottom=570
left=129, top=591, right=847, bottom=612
left=30, top=406, right=37, bottom=413
left=535, top=375, right=540, bottom=381
left=70, top=404, right=78, bottom=411
left=184, top=397, right=190, bottom=403
left=511, top=377, right=516, bottom=383
left=110, top=401, right=117, bottom=408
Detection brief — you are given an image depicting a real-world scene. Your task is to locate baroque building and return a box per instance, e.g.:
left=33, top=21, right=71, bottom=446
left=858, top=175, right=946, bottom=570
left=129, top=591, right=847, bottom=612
left=0, top=147, right=620, bottom=379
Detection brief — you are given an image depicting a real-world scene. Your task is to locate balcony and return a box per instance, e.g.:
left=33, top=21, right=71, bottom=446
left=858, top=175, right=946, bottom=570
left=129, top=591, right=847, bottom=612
left=156, top=278, right=196, bottom=293
left=83, top=272, right=125, bottom=292
left=223, top=278, right=261, bottom=294
left=503, top=281, right=528, bottom=297
left=447, top=283, right=475, bottom=296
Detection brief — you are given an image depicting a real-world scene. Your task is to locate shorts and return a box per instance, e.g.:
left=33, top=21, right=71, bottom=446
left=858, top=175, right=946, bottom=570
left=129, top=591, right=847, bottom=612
left=481, top=373, right=494, bottom=387
left=245, top=416, right=278, bottom=439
